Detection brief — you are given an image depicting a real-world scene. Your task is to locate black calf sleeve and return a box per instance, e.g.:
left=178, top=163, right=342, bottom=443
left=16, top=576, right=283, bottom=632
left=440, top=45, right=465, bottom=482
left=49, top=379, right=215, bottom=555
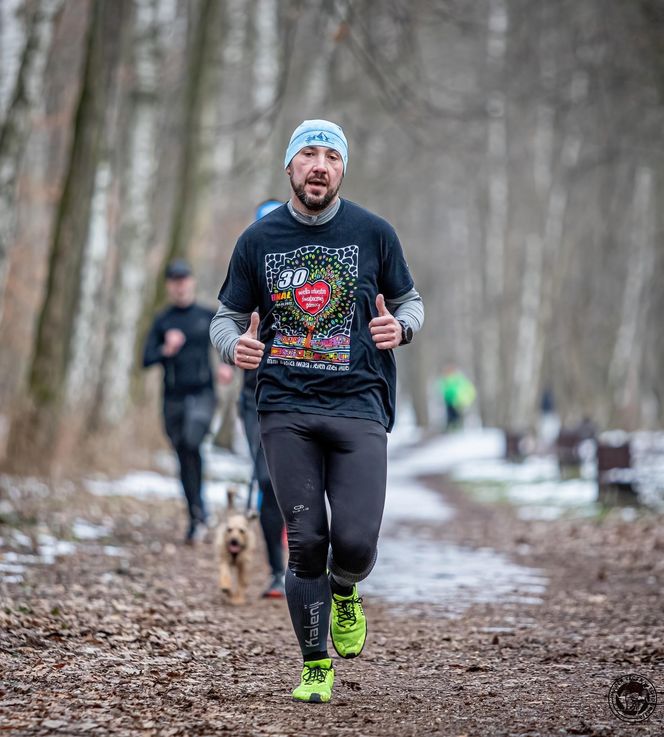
left=285, top=569, right=331, bottom=660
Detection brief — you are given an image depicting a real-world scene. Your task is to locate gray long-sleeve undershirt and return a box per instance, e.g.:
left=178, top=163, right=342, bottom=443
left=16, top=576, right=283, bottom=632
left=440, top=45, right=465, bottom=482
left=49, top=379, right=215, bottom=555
left=210, top=305, right=250, bottom=365
left=210, top=288, right=424, bottom=365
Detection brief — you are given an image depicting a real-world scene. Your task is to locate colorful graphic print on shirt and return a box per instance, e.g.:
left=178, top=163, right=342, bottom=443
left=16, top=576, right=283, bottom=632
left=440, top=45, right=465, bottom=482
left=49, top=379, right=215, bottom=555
left=265, top=245, right=358, bottom=371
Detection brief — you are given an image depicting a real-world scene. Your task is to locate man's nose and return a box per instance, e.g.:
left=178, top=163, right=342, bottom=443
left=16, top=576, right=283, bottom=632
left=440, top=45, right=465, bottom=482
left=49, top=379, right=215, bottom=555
left=311, top=154, right=328, bottom=170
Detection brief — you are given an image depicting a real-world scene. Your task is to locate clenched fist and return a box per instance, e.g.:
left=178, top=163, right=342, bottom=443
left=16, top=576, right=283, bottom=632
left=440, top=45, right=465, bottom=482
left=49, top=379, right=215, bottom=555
left=162, top=328, right=186, bottom=357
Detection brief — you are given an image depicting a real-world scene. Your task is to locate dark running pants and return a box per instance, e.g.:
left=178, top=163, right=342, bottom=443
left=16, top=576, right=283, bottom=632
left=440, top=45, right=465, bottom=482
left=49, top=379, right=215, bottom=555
left=163, top=389, right=216, bottom=526
left=239, top=389, right=285, bottom=577
left=259, top=411, right=387, bottom=581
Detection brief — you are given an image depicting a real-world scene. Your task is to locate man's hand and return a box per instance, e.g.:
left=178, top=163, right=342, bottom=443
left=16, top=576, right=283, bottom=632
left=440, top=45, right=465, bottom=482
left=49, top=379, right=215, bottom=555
left=162, top=328, right=186, bottom=357
left=370, top=294, right=401, bottom=350
left=234, top=312, right=265, bottom=369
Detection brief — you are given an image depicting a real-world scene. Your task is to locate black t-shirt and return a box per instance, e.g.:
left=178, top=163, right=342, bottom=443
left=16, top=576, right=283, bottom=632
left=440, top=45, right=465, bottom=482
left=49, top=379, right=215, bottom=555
left=143, top=303, right=216, bottom=397
left=218, top=199, right=414, bottom=431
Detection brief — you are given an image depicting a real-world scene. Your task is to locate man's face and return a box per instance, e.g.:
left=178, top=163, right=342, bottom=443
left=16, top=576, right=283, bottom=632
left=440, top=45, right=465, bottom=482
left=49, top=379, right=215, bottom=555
left=166, top=275, right=195, bottom=307
left=287, top=145, right=344, bottom=213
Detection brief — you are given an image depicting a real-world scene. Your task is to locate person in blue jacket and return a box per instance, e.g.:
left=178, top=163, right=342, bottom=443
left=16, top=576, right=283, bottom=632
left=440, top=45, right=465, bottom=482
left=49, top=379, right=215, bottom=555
left=239, top=199, right=287, bottom=598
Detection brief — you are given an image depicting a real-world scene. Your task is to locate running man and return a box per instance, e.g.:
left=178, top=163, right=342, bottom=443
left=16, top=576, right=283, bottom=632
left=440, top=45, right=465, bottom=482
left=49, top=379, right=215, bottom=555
left=210, top=120, right=424, bottom=702
left=143, top=259, right=218, bottom=544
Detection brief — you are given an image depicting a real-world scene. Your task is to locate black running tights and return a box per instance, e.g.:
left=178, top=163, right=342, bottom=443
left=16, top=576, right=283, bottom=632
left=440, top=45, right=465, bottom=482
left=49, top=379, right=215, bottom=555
left=259, top=411, right=387, bottom=579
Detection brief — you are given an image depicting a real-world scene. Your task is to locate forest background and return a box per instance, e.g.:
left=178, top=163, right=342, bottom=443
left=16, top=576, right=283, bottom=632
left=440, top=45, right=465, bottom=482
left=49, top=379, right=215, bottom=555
left=0, top=0, right=662, bottom=474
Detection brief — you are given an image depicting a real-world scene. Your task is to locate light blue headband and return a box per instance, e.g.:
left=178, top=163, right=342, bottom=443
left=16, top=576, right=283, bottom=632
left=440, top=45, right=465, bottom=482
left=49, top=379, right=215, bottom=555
left=284, top=119, right=348, bottom=172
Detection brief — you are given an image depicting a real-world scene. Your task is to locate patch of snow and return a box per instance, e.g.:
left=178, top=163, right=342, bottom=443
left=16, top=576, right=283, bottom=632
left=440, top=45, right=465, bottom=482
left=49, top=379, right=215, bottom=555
left=507, top=478, right=596, bottom=507
left=203, top=445, right=252, bottom=482
left=1, top=534, right=76, bottom=582
left=72, top=519, right=111, bottom=541
left=368, top=531, right=547, bottom=616
left=452, top=455, right=560, bottom=484
left=102, top=545, right=125, bottom=557
left=37, top=533, right=76, bottom=565
left=373, top=428, right=549, bottom=614
left=1, top=551, right=40, bottom=564
left=0, top=562, right=26, bottom=583
left=85, top=445, right=252, bottom=509
left=384, top=476, right=454, bottom=524
left=11, top=530, right=32, bottom=548
left=86, top=471, right=180, bottom=499
left=389, top=428, right=505, bottom=476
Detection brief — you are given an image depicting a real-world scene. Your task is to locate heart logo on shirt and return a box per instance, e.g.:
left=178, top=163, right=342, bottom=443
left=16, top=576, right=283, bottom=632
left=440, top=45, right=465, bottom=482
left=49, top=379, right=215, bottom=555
left=294, top=280, right=331, bottom=316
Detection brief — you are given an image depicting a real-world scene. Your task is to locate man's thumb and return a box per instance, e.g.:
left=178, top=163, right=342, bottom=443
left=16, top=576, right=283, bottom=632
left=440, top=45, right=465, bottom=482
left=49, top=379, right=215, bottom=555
left=376, top=294, right=389, bottom=316
left=248, top=311, right=260, bottom=337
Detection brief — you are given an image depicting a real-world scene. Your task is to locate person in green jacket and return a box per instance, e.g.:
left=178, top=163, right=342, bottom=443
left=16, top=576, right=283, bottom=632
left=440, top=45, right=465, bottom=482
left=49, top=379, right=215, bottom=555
left=437, top=365, right=476, bottom=430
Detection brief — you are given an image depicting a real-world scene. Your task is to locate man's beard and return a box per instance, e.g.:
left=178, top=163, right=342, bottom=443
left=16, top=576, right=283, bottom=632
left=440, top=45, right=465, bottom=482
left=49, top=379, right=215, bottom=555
left=291, top=174, right=342, bottom=212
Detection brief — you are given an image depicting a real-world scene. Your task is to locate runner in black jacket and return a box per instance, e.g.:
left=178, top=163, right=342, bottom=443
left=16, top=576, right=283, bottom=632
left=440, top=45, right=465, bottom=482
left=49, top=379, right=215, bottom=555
left=143, top=259, right=217, bottom=543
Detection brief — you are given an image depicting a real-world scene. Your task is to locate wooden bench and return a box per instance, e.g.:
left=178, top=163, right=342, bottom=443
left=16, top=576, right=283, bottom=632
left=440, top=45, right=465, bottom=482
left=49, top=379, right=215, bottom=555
left=596, top=440, right=638, bottom=505
left=555, top=422, right=596, bottom=479
left=556, top=429, right=586, bottom=478
left=504, top=430, right=525, bottom=462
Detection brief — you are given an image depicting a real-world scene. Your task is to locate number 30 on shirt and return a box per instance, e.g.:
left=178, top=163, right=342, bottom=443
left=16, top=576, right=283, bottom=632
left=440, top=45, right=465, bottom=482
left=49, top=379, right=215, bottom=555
left=277, top=267, right=310, bottom=290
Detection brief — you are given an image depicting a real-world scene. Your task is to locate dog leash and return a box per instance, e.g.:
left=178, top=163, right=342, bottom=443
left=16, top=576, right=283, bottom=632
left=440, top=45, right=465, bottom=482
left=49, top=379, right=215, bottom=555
left=245, top=443, right=261, bottom=514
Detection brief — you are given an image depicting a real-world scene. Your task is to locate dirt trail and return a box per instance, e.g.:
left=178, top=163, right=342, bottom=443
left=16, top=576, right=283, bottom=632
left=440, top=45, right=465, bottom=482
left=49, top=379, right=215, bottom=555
left=1, top=473, right=662, bottom=736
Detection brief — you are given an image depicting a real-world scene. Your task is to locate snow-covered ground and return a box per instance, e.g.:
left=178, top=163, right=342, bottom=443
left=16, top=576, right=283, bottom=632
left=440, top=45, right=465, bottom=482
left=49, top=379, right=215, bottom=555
left=83, top=422, right=661, bottom=520
left=85, top=441, right=253, bottom=513
left=3, top=424, right=658, bottom=606
left=386, top=426, right=602, bottom=520
left=364, top=428, right=549, bottom=615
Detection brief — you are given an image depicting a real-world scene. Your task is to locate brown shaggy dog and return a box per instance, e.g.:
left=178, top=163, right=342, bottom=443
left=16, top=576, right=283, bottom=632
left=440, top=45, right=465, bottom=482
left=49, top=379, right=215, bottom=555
left=216, top=487, right=256, bottom=605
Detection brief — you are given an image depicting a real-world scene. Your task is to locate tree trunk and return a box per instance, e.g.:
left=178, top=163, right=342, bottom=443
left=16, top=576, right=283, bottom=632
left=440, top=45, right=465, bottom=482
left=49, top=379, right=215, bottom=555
left=510, top=234, right=543, bottom=428
left=146, top=0, right=217, bottom=313
left=95, top=0, right=161, bottom=428
left=530, top=131, right=581, bottom=425
left=0, top=0, right=63, bottom=326
left=0, top=0, right=25, bottom=120
left=509, top=3, right=556, bottom=430
left=65, top=159, right=112, bottom=411
left=608, top=165, right=655, bottom=427
left=129, top=0, right=218, bottom=417
left=480, top=0, right=508, bottom=426
left=7, top=0, right=127, bottom=470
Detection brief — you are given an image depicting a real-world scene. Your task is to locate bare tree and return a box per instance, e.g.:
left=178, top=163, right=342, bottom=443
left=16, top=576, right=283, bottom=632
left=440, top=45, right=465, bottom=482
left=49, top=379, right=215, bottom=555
left=95, top=0, right=162, bottom=428
left=1, top=0, right=663, bottom=474
left=0, top=0, right=63, bottom=325
left=607, top=166, right=656, bottom=427
left=479, top=0, right=508, bottom=426
left=7, top=0, right=128, bottom=468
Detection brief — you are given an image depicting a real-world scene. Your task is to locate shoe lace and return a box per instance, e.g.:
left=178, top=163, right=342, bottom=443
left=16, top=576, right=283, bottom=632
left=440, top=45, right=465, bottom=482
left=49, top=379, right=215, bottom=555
left=335, top=596, right=363, bottom=626
left=303, top=664, right=328, bottom=684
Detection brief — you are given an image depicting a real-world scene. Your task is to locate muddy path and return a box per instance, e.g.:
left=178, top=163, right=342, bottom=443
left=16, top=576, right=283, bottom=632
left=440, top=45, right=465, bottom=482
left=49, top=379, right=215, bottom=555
left=1, top=470, right=663, bottom=737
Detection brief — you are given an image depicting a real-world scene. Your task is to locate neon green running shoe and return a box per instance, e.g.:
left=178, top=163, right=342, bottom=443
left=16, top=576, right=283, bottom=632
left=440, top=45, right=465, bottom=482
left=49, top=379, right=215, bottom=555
left=330, top=585, right=367, bottom=659
left=292, top=658, right=335, bottom=703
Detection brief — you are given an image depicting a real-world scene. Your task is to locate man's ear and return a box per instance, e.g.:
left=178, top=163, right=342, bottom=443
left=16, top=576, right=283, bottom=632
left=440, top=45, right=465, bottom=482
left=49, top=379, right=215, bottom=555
left=286, top=166, right=291, bottom=175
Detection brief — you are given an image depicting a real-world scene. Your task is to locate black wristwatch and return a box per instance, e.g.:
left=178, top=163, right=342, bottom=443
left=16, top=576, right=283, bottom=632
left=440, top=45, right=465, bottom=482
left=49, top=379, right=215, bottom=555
left=398, top=320, right=413, bottom=346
